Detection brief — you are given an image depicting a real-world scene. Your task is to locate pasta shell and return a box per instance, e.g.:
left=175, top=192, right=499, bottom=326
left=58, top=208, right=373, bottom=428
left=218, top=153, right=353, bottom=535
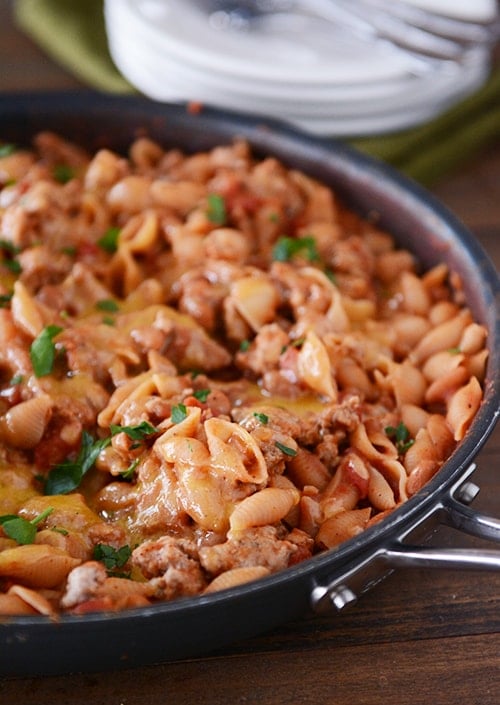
left=316, top=508, right=371, bottom=548
left=0, top=544, right=81, bottom=589
left=229, top=487, right=300, bottom=534
left=230, top=276, right=278, bottom=331
left=399, top=271, right=431, bottom=315
left=422, top=350, right=465, bottom=383
left=286, top=448, right=330, bottom=491
left=297, top=330, right=337, bottom=400
left=400, top=403, right=430, bottom=438
left=204, top=566, right=270, bottom=593
left=446, top=376, right=482, bottom=441
left=0, top=394, right=52, bottom=449
left=0, top=592, right=38, bottom=616
left=106, top=178, right=153, bottom=216
left=10, top=280, right=44, bottom=338
left=176, top=464, right=231, bottom=533
left=204, top=417, right=268, bottom=484
left=7, top=584, right=55, bottom=616
left=367, top=466, right=396, bottom=511
left=406, top=459, right=440, bottom=496
left=425, top=366, right=468, bottom=405
left=458, top=322, right=487, bottom=355
left=410, top=309, right=472, bottom=364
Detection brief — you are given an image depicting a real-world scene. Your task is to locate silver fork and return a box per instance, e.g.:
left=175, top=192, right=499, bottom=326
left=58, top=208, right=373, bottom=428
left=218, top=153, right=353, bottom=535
left=198, top=0, right=500, bottom=64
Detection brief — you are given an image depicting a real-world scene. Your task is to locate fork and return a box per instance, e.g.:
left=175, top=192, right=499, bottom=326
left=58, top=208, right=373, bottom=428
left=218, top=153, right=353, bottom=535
left=199, top=0, right=500, bottom=64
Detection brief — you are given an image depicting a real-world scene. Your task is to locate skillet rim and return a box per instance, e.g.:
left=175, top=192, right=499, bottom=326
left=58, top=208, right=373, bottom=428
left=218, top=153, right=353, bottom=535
left=0, top=90, right=497, bottom=653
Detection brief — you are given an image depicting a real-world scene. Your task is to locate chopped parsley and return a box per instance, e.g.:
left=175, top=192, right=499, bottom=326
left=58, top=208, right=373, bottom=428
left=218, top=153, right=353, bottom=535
left=97, top=226, right=121, bottom=253
left=30, top=325, right=63, bottom=377
left=325, top=268, right=337, bottom=283
left=275, top=441, right=297, bottom=457
left=95, top=299, right=119, bottom=312
left=0, top=293, right=12, bottom=308
left=272, top=236, right=319, bottom=263
left=44, top=431, right=111, bottom=495
left=0, top=239, right=22, bottom=275
left=120, top=458, right=140, bottom=481
left=0, top=144, right=17, bottom=158
left=0, top=507, right=53, bottom=545
left=206, top=193, right=226, bottom=225
left=192, top=389, right=211, bottom=403
left=53, top=164, right=75, bottom=184
left=2, top=259, right=21, bottom=274
left=60, top=246, right=77, bottom=257
left=385, top=422, right=415, bottom=455
left=239, top=339, right=250, bottom=352
left=253, top=412, right=269, bottom=425
left=93, top=543, right=132, bottom=576
left=171, top=403, right=188, bottom=424
left=44, top=422, right=158, bottom=495
left=0, top=239, right=21, bottom=255
left=9, top=373, right=23, bottom=385
left=109, top=421, right=158, bottom=441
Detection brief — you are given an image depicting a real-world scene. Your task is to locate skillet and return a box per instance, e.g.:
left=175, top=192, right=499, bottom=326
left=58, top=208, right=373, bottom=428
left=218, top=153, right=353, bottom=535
left=0, top=91, right=498, bottom=677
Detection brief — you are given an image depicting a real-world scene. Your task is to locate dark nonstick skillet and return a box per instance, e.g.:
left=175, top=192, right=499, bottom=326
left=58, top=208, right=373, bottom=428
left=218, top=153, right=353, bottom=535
left=0, top=92, right=498, bottom=677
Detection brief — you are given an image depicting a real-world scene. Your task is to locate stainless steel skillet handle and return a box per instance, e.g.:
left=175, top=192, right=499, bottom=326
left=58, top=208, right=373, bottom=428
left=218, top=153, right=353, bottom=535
left=310, top=463, right=500, bottom=615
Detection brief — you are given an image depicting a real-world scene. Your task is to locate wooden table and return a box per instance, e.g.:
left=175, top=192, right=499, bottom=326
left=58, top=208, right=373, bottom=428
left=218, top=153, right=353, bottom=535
left=0, top=3, right=499, bottom=703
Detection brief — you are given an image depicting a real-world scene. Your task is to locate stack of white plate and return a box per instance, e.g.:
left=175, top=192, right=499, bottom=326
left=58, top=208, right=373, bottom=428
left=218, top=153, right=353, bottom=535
left=104, top=0, right=497, bottom=136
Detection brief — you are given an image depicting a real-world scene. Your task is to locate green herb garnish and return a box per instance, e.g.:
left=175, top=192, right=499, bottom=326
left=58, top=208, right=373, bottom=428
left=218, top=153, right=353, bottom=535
left=3, top=259, right=21, bottom=274
left=171, top=403, right=188, bottom=424
left=272, top=236, right=319, bottom=263
left=385, top=422, right=415, bottom=455
left=253, top=412, right=269, bottom=425
left=53, top=164, right=75, bottom=184
left=44, top=431, right=111, bottom=495
left=275, top=441, right=297, bottom=457
left=109, top=421, right=158, bottom=441
left=0, top=507, right=53, bottom=545
left=0, top=240, right=22, bottom=275
left=325, top=268, right=337, bottom=283
left=120, top=458, right=140, bottom=481
left=95, top=299, right=119, bottom=312
left=93, top=543, right=132, bottom=576
left=0, top=239, right=21, bottom=255
left=239, top=339, right=250, bottom=352
left=0, top=144, right=17, bottom=158
left=30, top=325, right=63, bottom=377
left=60, top=246, right=77, bottom=256
left=192, top=389, right=211, bottom=403
left=206, top=193, right=226, bottom=225
left=0, top=293, right=12, bottom=308
left=9, top=373, right=23, bottom=385
left=97, top=226, right=121, bottom=253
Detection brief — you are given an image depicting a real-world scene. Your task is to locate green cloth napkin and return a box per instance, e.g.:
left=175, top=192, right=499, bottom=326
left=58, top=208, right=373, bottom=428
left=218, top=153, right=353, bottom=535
left=14, top=0, right=500, bottom=185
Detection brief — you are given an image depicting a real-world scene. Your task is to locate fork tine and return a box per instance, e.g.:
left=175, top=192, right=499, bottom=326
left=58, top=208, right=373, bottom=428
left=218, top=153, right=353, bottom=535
left=360, top=0, right=500, bottom=45
left=330, top=0, right=498, bottom=61
left=199, top=0, right=500, bottom=64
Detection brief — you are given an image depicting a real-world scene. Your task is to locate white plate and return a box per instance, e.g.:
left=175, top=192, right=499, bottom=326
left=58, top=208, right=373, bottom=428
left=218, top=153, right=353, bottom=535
left=104, top=0, right=494, bottom=136
left=119, top=0, right=422, bottom=84
left=107, top=22, right=489, bottom=135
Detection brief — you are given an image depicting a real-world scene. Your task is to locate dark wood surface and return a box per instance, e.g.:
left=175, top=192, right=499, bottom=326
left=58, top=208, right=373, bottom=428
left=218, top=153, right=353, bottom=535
left=0, top=3, right=499, bottom=703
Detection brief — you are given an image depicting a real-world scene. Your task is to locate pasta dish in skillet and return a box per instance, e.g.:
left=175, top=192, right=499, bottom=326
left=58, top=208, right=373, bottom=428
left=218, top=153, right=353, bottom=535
left=0, top=132, right=487, bottom=615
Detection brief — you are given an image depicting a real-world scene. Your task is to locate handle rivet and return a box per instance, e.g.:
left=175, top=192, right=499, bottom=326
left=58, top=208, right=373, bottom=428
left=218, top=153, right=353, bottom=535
left=330, top=585, right=357, bottom=611
left=456, top=481, right=480, bottom=505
